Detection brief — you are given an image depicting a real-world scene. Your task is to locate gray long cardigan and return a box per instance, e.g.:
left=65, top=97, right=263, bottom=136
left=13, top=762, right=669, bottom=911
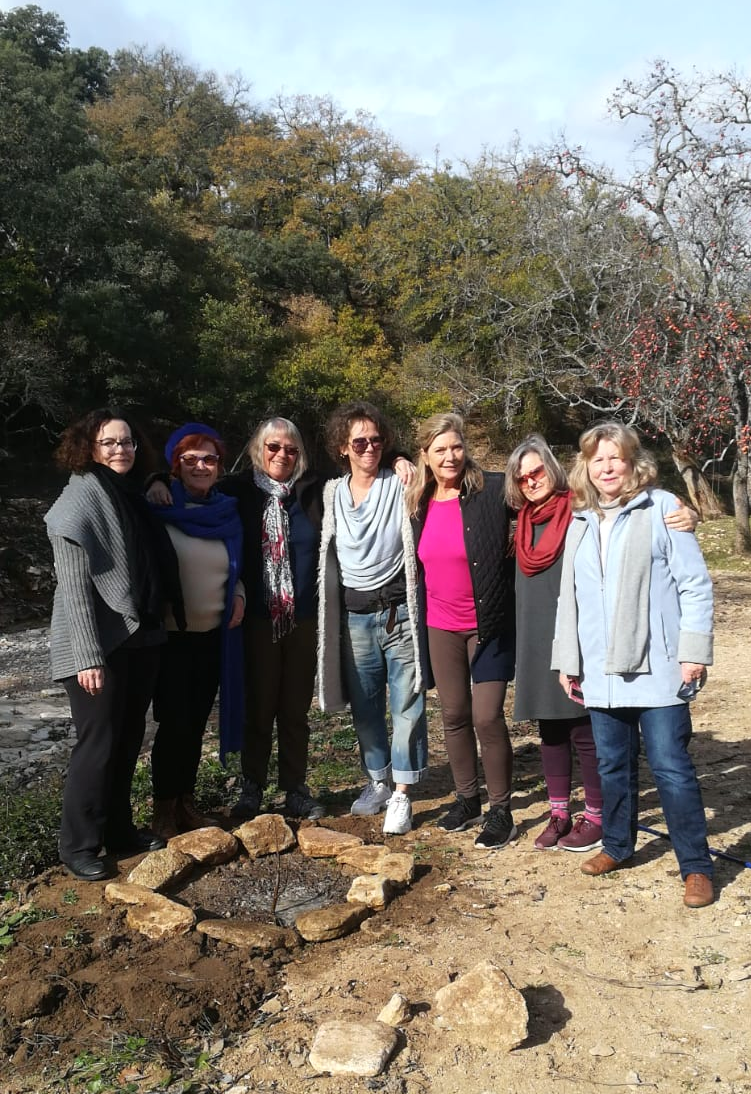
left=45, top=473, right=150, bottom=680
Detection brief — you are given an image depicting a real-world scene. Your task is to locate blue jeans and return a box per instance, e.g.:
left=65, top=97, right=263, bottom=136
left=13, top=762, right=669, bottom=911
left=589, top=705, right=712, bottom=878
left=342, top=603, right=428, bottom=784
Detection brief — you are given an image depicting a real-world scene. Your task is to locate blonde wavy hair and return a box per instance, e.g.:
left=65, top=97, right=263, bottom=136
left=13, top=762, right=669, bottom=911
left=405, top=412, right=484, bottom=518
left=569, top=420, right=657, bottom=511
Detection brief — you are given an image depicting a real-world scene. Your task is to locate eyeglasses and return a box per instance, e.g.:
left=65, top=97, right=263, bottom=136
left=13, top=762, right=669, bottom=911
left=97, top=438, right=137, bottom=451
left=350, top=435, right=384, bottom=455
left=265, top=442, right=299, bottom=457
left=179, top=453, right=220, bottom=467
left=515, top=463, right=546, bottom=485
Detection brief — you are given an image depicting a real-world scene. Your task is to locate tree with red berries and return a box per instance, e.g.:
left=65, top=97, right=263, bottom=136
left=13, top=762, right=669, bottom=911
left=547, top=61, right=751, bottom=549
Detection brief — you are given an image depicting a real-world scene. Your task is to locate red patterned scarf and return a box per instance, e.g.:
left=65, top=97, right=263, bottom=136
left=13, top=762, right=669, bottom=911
left=515, top=489, right=573, bottom=576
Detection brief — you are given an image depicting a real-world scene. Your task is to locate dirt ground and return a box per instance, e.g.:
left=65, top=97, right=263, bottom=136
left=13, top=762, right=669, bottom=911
left=1, top=573, right=750, bottom=1094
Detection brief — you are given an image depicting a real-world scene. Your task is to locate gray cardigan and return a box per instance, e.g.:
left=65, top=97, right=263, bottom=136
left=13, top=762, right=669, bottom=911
left=45, top=473, right=159, bottom=680
left=316, top=476, right=423, bottom=711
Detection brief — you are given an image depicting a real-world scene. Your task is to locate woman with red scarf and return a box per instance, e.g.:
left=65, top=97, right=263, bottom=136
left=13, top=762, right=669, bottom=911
left=506, top=436, right=604, bottom=851
left=506, top=434, right=695, bottom=853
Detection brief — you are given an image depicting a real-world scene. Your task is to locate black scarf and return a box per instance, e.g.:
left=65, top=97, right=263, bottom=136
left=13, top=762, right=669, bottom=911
left=90, top=464, right=185, bottom=631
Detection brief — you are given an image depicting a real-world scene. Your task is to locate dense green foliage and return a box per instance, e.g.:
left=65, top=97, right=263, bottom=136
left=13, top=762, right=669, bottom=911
left=2, top=8, right=751, bottom=539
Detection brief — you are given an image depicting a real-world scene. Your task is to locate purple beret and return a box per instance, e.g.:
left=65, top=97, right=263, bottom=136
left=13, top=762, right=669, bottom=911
left=164, top=422, right=221, bottom=465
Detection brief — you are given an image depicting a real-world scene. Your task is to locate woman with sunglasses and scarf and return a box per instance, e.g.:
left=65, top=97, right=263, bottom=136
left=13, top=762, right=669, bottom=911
left=506, top=436, right=604, bottom=851
left=318, top=402, right=428, bottom=836
left=223, top=418, right=328, bottom=822
left=149, top=423, right=245, bottom=839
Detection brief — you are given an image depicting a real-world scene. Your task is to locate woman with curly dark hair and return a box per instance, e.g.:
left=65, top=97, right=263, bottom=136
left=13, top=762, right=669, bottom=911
left=45, top=408, right=178, bottom=881
left=318, top=401, right=427, bottom=836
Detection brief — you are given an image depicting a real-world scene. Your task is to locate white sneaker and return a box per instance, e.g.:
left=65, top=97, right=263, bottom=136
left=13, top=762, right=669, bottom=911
left=383, top=792, right=412, bottom=835
left=350, top=780, right=391, bottom=816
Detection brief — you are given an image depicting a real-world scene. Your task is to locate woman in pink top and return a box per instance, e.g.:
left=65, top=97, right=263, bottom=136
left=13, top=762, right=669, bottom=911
left=407, top=413, right=517, bottom=850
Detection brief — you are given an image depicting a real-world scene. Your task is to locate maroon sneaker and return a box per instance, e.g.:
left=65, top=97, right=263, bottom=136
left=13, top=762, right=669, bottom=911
left=534, top=814, right=572, bottom=850
left=558, top=815, right=603, bottom=853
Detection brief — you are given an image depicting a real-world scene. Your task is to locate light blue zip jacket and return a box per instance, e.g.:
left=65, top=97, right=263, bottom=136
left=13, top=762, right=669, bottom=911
left=552, top=488, right=714, bottom=709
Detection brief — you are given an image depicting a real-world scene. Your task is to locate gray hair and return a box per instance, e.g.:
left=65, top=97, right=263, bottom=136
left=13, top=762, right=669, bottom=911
left=504, top=433, right=569, bottom=509
left=246, top=417, right=309, bottom=482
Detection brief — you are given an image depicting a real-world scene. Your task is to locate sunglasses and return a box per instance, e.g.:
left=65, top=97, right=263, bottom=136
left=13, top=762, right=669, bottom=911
left=179, top=453, right=220, bottom=467
left=265, top=442, right=299, bottom=457
left=515, top=463, right=546, bottom=485
left=350, top=435, right=384, bottom=455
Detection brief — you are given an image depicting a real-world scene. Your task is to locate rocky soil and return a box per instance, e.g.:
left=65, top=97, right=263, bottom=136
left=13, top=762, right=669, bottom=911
left=0, top=572, right=750, bottom=1093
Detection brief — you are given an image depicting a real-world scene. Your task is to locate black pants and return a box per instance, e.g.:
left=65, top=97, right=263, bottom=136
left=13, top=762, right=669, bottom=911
left=151, top=628, right=221, bottom=798
left=241, top=617, right=316, bottom=790
left=60, top=644, right=161, bottom=859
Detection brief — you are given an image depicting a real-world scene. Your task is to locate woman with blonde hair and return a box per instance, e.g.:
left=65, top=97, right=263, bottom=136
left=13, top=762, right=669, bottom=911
left=552, top=421, right=715, bottom=908
left=407, top=412, right=517, bottom=849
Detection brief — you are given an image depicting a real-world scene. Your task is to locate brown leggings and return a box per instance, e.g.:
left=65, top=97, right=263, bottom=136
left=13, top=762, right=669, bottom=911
left=428, top=627, right=512, bottom=806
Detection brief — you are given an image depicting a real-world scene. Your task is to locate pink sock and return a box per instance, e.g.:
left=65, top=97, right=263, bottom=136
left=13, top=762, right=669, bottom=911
left=550, top=799, right=570, bottom=819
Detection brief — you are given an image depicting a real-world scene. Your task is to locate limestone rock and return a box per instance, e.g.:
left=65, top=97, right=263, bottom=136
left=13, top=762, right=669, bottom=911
left=296, top=900, right=370, bottom=941
left=377, top=993, right=412, bottom=1026
left=126, top=895, right=196, bottom=940
left=104, top=882, right=157, bottom=907
left=297, top=827, right=363, bottom=858
left=126, top=848, right=195, bottom=890
left=196, top=918, right=299, bottom=952
left=168, top=827, right=239, bottom=865
left=336, top=844, right=390, bottom=872
left=379, top=852, right=415, bottom=885
left=233, top=814, right=295, bottom=859
left=433, top=960, right=528, bottom=1050
left=308, top=1019, right=398, bottom=1076
left=346, top=874, right=393, bottom=909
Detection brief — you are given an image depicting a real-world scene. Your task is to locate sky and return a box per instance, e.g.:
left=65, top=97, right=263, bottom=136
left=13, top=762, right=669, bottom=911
left=4, top=0, right=751, bottom=173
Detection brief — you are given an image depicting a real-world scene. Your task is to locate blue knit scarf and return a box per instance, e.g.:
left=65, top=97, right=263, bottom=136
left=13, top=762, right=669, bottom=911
left=151, top=480, right=244, bottom=764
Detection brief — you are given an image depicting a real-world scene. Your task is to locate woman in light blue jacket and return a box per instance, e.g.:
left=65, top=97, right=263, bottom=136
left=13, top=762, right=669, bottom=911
left=552, top=421, right=714, bottom=909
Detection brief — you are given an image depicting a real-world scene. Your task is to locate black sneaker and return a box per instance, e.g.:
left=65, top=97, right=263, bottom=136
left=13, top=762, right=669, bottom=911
left=230, top=779, right=263, bottom=821
left=437, top=794, right=482, bottom=832
left=285, top=785, right=325, bottom=820
left=474, top=805, right=517, bottom=849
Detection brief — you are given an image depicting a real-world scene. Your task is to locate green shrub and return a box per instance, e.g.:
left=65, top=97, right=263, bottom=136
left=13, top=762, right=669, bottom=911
left=0, top=773, right=64, bottom=887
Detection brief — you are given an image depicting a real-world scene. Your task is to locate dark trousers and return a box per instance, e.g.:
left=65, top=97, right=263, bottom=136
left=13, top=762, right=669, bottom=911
left=151, top=629, right=221, bottom=798
left=241, top=616, right=316, bottom=790
left=428, top=627, right=512, bottom=807
left=60, top=644, right=161, bottom=858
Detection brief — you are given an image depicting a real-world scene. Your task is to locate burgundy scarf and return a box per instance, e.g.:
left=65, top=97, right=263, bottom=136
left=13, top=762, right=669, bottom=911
left=515, top=489, right=573, bottom=576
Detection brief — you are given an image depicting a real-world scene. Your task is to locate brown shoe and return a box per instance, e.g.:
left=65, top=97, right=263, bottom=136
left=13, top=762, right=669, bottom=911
left=581, top=851, right=628, bottom=876
left=176, top=793, right=215, bottom=831
left=684, top=873, right=714, bottom=908
left=151, top=798, right=179, bottom=841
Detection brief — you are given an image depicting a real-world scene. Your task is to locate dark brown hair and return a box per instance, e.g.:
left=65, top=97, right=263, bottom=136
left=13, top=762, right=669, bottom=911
left=169, top=433, right=226, bottom=479
left=324, top=401, right=395, bottom=467
left=54, top=407, right=157, bottom=478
